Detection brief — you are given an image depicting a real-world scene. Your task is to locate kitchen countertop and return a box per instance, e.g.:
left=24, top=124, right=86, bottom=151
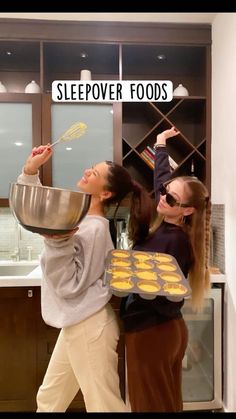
left=0, top=262, right=41, bottom=287
left=0, top=263, right=226, bottom=287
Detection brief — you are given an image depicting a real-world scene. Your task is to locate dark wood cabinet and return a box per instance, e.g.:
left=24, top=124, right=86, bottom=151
left=0, top=287, right=37, bottom=411
left=0, top=287, right=125, bottom=412
left=0, top=20, right=211, bottom=195
left=122, top=97, right=208, bottom=195
left=121, top=43, right=211, bottom=193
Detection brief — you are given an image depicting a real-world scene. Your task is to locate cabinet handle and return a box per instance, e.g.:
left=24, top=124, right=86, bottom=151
left=28, top=289, right=33, bottom=298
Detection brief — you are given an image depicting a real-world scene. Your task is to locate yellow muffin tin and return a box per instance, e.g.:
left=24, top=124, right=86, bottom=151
left=104, top=249, right=191, bottom=299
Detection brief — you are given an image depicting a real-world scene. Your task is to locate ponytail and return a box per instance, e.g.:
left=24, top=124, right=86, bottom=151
left=129, top=181, right=155, bottom=245
left=104, top=161, right=155, bottom=246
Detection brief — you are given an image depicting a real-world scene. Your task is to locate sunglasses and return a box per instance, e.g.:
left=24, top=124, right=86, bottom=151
left=160, top=183, right=190, bottom=208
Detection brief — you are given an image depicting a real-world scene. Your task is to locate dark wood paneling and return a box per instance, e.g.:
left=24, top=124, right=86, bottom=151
left=0, top=287, right=37, bottom=412
left=0, top=19, right=211, bottom=45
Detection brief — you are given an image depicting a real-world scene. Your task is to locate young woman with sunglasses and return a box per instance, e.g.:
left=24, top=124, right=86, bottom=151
left=120, top=127, right=211, bottom=412
left=16, top=146, right=154, bottom=412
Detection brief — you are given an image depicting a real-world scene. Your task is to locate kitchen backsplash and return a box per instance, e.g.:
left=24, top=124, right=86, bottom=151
left=0, top=204, right=225, bottom=272
left=210, top=204, right=225, bottom=274
left=0, top=208, right=43, bottom=260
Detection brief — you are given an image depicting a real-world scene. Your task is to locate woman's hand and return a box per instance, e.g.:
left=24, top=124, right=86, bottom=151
left=42, top=227, right=79, bottom=240
left=155, top=127, right=180, bottom=147
left=23, top=144, right=53, bottom=175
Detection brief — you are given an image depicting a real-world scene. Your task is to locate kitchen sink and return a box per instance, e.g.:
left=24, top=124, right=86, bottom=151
left=0, top=262, right=39, bottom=277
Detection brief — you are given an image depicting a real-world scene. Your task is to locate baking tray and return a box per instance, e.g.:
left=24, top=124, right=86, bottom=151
left=103, top=249, right=191, bottom=300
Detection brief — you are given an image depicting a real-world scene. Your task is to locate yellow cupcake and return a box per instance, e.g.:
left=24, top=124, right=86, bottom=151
left=163, top=283, right=187, bottom=295
left=108, top=267, right=132, bottom=279
left=159, top=272, right=181, bottom=282
left=135, top=270, right=157, bottom=280
left=134, top=261, right=154, bottom=270
left=110, top=278, right=134, bottom=290
left=111, top=250, right=130, bottom=258
left=153, top=253, right=172, bottom=263
left=132, top=252, right=152, bottom=262
left=111, top=258, right=131, bottom=267
left=137, top=280, right=161, bottom=293
left=157, top=263, right=177, bottom=272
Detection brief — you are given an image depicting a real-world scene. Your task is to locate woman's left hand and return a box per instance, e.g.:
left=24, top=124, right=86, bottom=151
left=155, top=127, right=180, bottom=146
left=42, top=227, right=79, bottom=240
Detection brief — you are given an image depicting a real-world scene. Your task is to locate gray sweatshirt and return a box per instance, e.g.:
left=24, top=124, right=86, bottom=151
left=17, top=172, right=114, bottom=328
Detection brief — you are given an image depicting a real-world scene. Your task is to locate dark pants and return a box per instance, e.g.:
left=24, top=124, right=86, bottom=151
left=125, top=317, right=188, bottom=412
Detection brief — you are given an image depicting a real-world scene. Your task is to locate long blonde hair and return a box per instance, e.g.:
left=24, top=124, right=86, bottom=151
left=181, top=177, right=211, bottom=311
left=149, top=176, right=211, bottom=312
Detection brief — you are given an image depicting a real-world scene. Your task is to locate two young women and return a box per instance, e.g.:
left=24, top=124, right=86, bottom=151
left=17, top=126, right=210, bottom=412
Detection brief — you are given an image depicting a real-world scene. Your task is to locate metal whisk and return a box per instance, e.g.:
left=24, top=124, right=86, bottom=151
left=32, top=122, right=87, bottom=156
left=50, top=122, right=87, bottom=147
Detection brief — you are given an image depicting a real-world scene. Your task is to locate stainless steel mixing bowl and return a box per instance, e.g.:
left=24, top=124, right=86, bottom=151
left=9, top=183, right=91, bottom=235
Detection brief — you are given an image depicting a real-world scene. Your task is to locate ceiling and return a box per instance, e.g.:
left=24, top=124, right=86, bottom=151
left=0, top=13, right=217, bottom=24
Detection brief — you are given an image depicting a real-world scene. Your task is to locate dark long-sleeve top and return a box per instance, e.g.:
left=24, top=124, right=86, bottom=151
left=120, top=147, right=193, bottom=332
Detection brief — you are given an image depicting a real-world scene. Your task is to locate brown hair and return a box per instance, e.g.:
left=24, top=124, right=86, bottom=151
left=180, top=176, right=211, bottom=311
left=149, top=176, right=211, bottom=311
left=104, top=161, right=155, bottom=244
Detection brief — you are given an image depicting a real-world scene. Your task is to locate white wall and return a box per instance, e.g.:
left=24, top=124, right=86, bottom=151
left=0, top=12, right=216, bottom=23
left=212, top=13, right=236, bottom=412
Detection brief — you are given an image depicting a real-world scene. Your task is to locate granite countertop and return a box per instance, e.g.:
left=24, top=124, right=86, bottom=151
left=0, top=263, right=226, bottom=287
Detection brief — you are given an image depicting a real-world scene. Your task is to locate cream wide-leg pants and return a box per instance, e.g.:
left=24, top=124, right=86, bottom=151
left=37, top=303, right=129, bottom=412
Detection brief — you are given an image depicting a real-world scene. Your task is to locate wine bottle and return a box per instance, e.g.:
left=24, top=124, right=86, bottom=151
left=191, top=159, right=195, bottom=177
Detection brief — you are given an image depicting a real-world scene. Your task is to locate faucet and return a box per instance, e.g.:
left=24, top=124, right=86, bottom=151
left=15, top=222, right=22, bottom=261
left=11, top=248, right=20, bottom=262
left=27, top=246, right=33, bottom=261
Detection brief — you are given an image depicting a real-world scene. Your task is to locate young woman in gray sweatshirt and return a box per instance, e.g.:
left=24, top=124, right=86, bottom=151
left=17, top=145, right=154, bottom=412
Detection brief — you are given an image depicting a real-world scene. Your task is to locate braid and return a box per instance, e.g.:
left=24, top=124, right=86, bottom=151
left=204, top=199, right=211, bottom=292
left=178, top=176, right=211, bottom=312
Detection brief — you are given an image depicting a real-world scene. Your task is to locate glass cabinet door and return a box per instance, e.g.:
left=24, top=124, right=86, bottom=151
left=0, top=94, right=41, bottom=206
left=182, top=287, right=222, bottom=411
left=43, top=101, right=114, bottom=190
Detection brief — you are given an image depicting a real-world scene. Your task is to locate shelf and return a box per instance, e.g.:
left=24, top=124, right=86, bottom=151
left=122, top=102, right=163, bottom=147
left=197, top=139, right=206, bottom=159
left=0, top=40, right=40, bottom=93
left=43, top=42, right=120, bottom=92
left=122, top=96, right=207, bottom=185
left=0, top=41, right=40, bottom=72
left=122, top=45, right=207, bottom=96
left=173, top=152, right=206, bottom=180
left=121, top=40, right=209, bottom=189
left=122, top=138, right=132, bottom=158
left=137, top=120, right=195, bottom=161
left=122, top=151, right=154, bottom=193
left=166, top=98, right=206, bottom=147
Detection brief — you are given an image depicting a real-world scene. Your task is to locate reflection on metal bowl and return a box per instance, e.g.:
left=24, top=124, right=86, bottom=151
left=9, top=183, right=91, bottom=235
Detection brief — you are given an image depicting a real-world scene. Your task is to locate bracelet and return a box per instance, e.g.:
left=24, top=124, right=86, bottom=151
left=153, top=143, right=166, bottom=150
